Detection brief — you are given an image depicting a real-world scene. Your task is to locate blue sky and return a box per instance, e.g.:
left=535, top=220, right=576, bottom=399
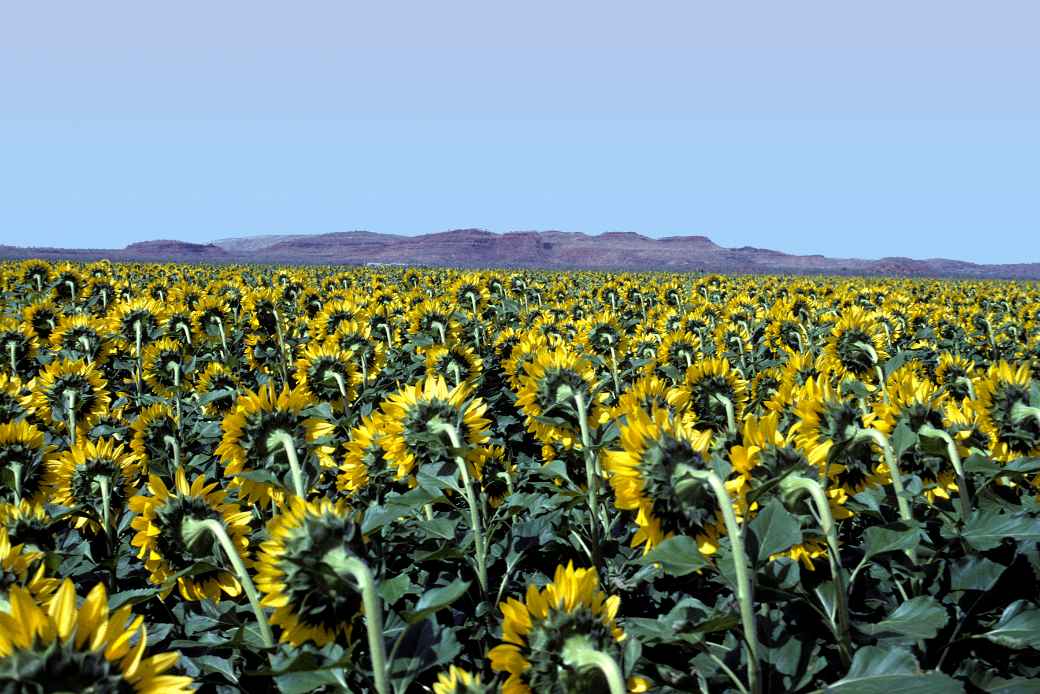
left=1, top=1, right=1037, bottom=263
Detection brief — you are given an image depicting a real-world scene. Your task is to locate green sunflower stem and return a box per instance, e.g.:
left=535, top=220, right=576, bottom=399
left=574, top=392, right=604, bottom=572
left=215, top=316, right=230, bottom=359
left=782, top=476, right=852, bottom=668
left=855, top=428, right=916, bottom=563
left=341, top=556, right=390, bottom=694
left=608, top=347, right=621, bottom=397
left=436, top=422, right=489, bottom=595
left=194, top=518, right=275, bottom=648
left=855, top=341, right=889, bottom=403
left=178, top=321, right=192, bottom=346
left=166, top=361, right=182, bottom=429
left=714, top=394, right=737, bottom=438
left=7, top=341, right=16, bottom=378
left=65, top=280, right=76, bottom=304
left=448, top=362, right=462, bottom=390
left=561, top=637, right=627, bottom=694
left=98, top=475, right=112, bottom=535
left=273, top=309, right=290, bottom=388
left=9, top=462, right=22, bottom=504
left=269, top=430, right=308, bottom=499
left=163, top=434, right=181, bottom=477
left=134, top=320, right=143, bottom=395
left=64, top=389, right=77, bottom=446
left=955, top=376, right=976, bottom=401
left=382, top=323, right=393, bottom=348
left=683, top=469, right=760, bottom=694
left=918, top=424, right=971, bottom=523
left=328, top=370, right=349, bottom=412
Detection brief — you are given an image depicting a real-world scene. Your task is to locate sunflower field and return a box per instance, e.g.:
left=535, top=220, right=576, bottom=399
left=1, top=259, right=1040, bottom=693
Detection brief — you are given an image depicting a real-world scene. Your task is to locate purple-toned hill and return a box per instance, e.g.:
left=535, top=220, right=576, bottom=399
left=2, top=229, right=1037, bottom=279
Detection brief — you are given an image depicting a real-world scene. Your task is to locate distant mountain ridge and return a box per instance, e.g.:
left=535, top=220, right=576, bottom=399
left=1, top=229, right=1037, bottom=279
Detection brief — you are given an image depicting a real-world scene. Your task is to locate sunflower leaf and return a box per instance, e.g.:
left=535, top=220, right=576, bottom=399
left=961, top=510, right=1040, bottom=551
left=641, top=535, right=710, bottom=576
left=746, top=498, right=802, bottom=565
left=405, top=579, right=471, bottom=624
left=980, top=600, right=1040, bottom=650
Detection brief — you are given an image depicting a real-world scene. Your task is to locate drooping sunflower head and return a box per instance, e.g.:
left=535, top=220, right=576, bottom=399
left=29, top=358, right=110, bottom=437
left=604, top=407, right=719, bottom=555
left=792, top=377, right=886, bottom=495
left=216, top=383, right=336, bottom=507
left=293, top=343, right=359, bottom=412
left=489, top=562, right=648, bottom=694
left=326, top=320, right=387, bottom=385
left=335, top=419, right=385, bottom=501
left=655, top=331, right=702, bottom=381
left=47, top=437, right=141, bottom=534
left=0, top=578, right=194, bottom=693
left=1, top=525, right=58, bottom=608
left=256, top=497, right=367, bottom=647
left=515, top=346, right=607, bottom=449
left=421, top=340, right=483, bottom=389
left=820, top=306, right=889, bottom=383
left=0, top=319, right=38, bottom=380
left=667, top=357, right=748, bottom=435
left=408, top=300, right=459, bottom=344
left=129, top=404, right=187, bottom=478
left=0, top=420, right=54, bottom=506
left=0, top=501, right=55, bottom=554
left=129, top=469, right=252, bottom=602
left=380, top=377, right=490, bottom=483
left=310, top=297, right=362, bottom=343
left=109, top=298, right=166, bottom=346
left=195, top=362, right=239, bottom=418
left=191, top=295, right=234, bottom=343
left=49, top=314, right=113, bottom=365
left=974, top=361, right=1040, bottom=462
left=141, top=337, right=186, bottom=397
left=578, top=311, right=627, bottom=359
left=471, top=445, right=514, bottom=508
left=22, top=300, right=60, bottom=342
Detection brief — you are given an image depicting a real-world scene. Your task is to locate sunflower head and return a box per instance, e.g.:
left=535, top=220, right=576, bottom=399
left=433, top=666, right=488, bottom=694
left=29, top=358, right=111, bottom=438
left=489, top=562, right=647, bottom=694
left=604, top=407, right=719, bottom=554
left=216, top=383, right=336, bottom=507
left=0, top=501, right=54, bottom=554
left=337, top=412, right=399, bottom=506
left=667, top=357, right=748, bottom=435
left=293, top=343, right=359, bottom=412
left=0, top=578, right=194, bottom=693
left=129, top=469, right=252, bottom=602
left=47, top=437, right=141, bottom=533
left=974, top=361, right=1040, bottom=461
left=516, top=347, right=606, bottom=449
left=380, top=377, right=490, bottom=483
left=0, top=421, right=55, bottom=506
left=195, top=362, right=239, bottom=418
left=821, top=307, right=888, bottom=383
left=256, top=497, right=367, bottom=646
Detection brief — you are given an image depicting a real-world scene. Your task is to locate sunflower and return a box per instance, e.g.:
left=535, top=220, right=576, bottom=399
left=195, top=362, right=239, bottom=418
left=729, top=413, right=850, bottom=569
left=0, top=501, right=55, bottom=553
left=47, top=438, right=141, bottom=534
left=141, top=338, right=187, bottom=397
left=0, top=319, right=37, bottom=380
left=29, top=358, right=111, bottom=439
left=216, top=383, right=336, bottom=507
left=515, top=346, right=608, bottom=449
left=654, top=331, right=702, bottom=379
left=0, top=421, right=54, bottom=506
left=819, top=306, right=888, bottom=384
left=974, top=361, right=1040, bottom=462
left=433, top=666, right=487, bottom=694
left=310, top=297, right=363, bottom=343
left=129, top=469, right=252, bottom=602
left=604, top=407, right=719, bottom=554
left=0, top=525, right=58, bottom=606
left=130, top=404, right=189, bottom=478
left=0, top=578, right=194, bottom=692
left=337, top=412, right=396, bottom=505
left=49, top=314, right=114, bottom=365
left=255, top=497, right=368, bottom=646
left=109, top=298, right=167, bottom=348
left=190, top=295, right=234, bottom=347
left=421, top=340, right=483, bottom=389
left=667, top=356, right=748, bottom=435
left=51, top=265, right=84, bottom=304
left=22, top=299, right=60, bottom=343
left=471, top=445, right=515, bottom=508
left=326, top=320, right=388, bottom=386
left=488, top=562, right=649, bottom=694
left=293, top=343, right=359, bottom=411
left=792, top=376, right=888, bottom=495
left=380, top=376, right=490, bottom=483
left=408, top=300, right=459, bottom=344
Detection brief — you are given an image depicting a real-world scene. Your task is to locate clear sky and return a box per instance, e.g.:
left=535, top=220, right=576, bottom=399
left=1, top=1, right=1037, bottom=263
